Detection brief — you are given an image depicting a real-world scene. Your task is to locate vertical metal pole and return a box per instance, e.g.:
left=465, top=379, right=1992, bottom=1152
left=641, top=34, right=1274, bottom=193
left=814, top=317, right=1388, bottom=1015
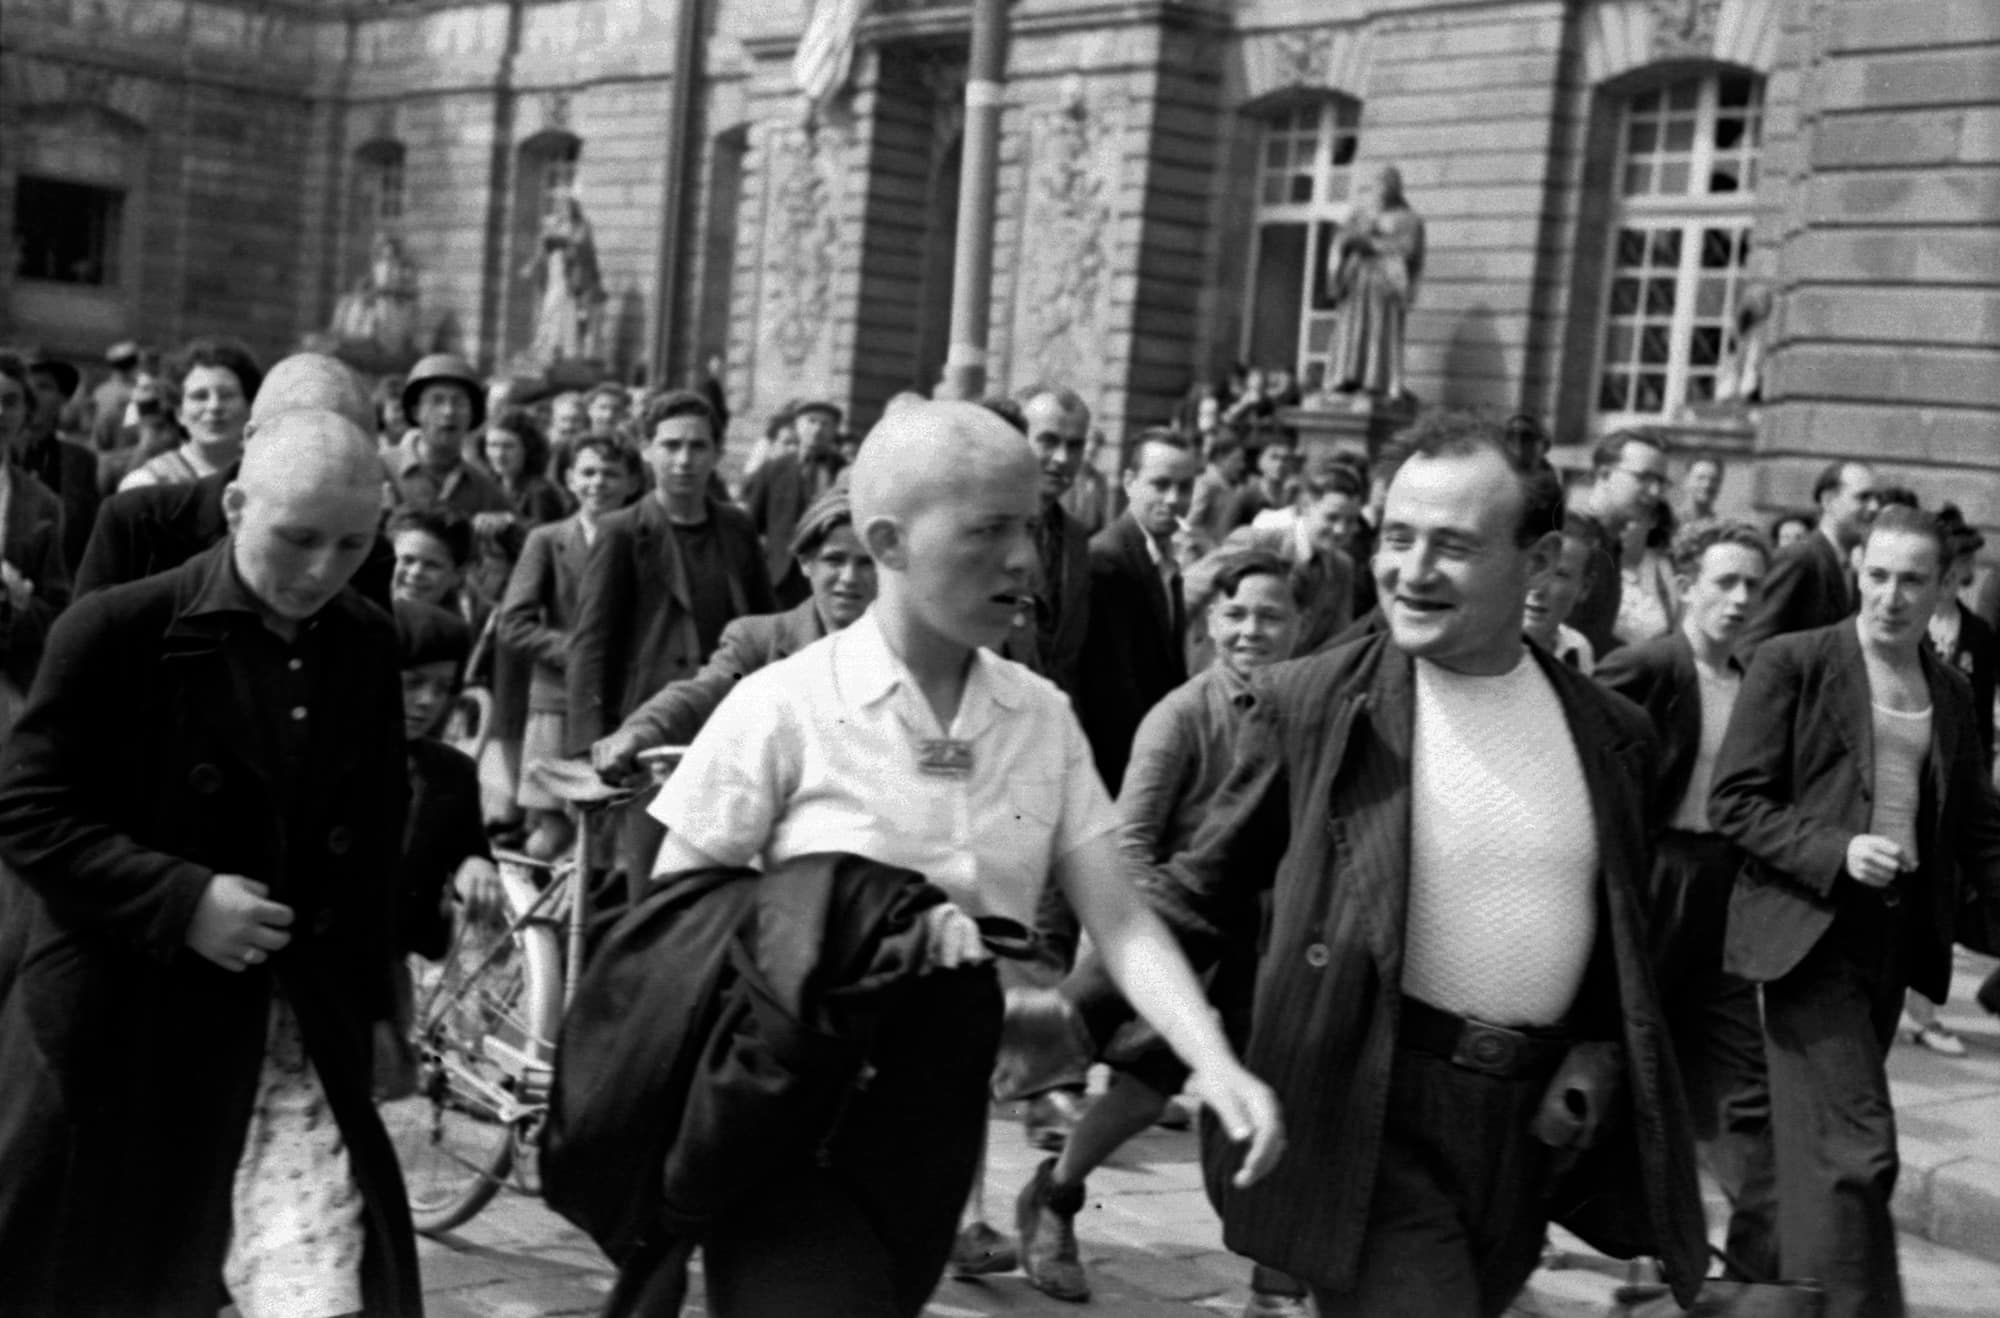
left=937, top=0, right=1006, bottom=401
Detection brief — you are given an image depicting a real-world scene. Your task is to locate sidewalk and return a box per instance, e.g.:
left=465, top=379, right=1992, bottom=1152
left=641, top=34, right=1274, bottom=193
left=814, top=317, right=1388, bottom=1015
left=1887, top=947, right=2000, bottom=1265
left=420, top=1058, right=2000, bottom=1317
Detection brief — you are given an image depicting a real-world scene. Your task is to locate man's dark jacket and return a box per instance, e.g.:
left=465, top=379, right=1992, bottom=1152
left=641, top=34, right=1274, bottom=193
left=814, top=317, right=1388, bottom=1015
left=0, top=543, right=418, bottom=1317
left=543, top=853, right=999, bottom=1315
left=19, top=431, right=100, bottom=575
left=74, top=465, right=394, bottom=607
left=1078, top=630, right=1706, bottom=1306
left=1736, top=529, right=1850, bottom=659
left=615, top=597, right=828, bottom=750
left=1710, top=622, right=2000, bottom=1003
left=565, top=494, right=774, bottom=753
left=1019, top=500, right=1093, bottom=701
left=1595, top=630, right=1711, bottom=811
left=1079, top=513, right=1187, bottom=792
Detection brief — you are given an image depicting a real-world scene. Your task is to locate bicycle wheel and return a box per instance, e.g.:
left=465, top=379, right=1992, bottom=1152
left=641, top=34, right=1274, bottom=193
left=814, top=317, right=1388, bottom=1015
left=378, top=860, right=563, bottom=1234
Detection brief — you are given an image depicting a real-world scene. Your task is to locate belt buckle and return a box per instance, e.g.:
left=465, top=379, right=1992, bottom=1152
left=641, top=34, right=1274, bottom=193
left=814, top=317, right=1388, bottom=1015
left=1452, top=1021, right=1525, bottom=1076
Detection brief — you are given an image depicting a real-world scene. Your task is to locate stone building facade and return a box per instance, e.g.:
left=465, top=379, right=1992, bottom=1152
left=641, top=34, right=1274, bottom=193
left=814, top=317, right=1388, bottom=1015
left=2, top=0, right=1994, bottom=521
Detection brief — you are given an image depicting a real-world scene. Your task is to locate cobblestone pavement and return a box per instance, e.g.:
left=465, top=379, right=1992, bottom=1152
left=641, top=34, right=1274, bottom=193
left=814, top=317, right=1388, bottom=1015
left=420, top=1106, right=2000, bottom=1317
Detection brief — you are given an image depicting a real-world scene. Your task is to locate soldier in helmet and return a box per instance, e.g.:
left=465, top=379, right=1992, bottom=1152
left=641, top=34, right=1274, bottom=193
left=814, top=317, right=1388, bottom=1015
left=388, top=354, right=510, bottom=519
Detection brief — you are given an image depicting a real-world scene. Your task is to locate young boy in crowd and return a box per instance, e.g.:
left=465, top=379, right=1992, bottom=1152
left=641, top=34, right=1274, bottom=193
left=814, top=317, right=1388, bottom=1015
left=1523, top=512, right=1603, bottom=673
left=1014, top=548, right=1311, bottom=1313
left=641, top=400, right=1282, bottom=1316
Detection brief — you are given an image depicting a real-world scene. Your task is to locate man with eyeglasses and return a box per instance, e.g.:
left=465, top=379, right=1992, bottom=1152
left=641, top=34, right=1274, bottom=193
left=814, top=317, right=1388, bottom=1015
left=1737, top=460, right=1880, bottom=659
left=566, top=390, right=774, bottom=891
left=1569, top=429, right=1673, bottom=658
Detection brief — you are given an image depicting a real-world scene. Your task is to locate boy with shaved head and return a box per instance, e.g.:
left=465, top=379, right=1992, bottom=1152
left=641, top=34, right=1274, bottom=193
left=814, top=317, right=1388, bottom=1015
left=0, top=411, right=422, bottom=1316
left=641, top=399, right=1281, bottom=1315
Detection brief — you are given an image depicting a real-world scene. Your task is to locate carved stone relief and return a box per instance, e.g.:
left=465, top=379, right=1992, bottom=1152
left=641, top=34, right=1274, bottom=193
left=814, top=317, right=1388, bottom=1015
left=1012, top=77, right=1121, bottom=395
left=1273, top=27, right=1338, bottom=88
left=761, top=117, right=850, bottom=376
left=1648, top=0, right=1724, bottom=58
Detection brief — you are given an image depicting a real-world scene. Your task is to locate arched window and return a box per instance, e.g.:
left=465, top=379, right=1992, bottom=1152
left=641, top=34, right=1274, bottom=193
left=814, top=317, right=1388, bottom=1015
left=1596, top=70, right=1763, bottom=418
left=355, top=139, right=406, bottom=229
left=507, top=132, right=584, bottom=356
left=1243, top=94, right=1361, bottom=388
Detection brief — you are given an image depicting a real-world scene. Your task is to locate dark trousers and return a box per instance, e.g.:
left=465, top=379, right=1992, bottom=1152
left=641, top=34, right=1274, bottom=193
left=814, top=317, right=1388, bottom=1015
left=1308, top=1041, right=1557, bottom=1318
left=1653, top=831, right=1779, bottom=1278
left=1762, top=897, right=1908, bottom=1318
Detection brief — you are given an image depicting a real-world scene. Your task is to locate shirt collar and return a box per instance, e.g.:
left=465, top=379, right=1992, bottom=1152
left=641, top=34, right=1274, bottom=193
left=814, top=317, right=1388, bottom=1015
left=185, top=539, right=286, bottom=623
left=835, top=609, right=1023, bottom=717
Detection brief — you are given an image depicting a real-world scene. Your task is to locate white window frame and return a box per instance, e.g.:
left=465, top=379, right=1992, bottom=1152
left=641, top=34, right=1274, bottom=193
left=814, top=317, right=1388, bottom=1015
left=1594, top=71, right=1763, bottom=423
left=1241, top=95, right=1361, bottom=386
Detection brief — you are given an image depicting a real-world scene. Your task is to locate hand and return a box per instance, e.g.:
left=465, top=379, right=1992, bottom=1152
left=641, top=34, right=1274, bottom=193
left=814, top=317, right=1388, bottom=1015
left=185, top=875, right=294, bottom=972
left=0, top=561, right=31, bottom=610
left=993, top=986, right=1095, bottom=1102
left=453, top=857, right=504, bottom=927
left=591, top=729, right=645, bottom=783
left=1186, top=1061, right=1286, bottom=1188
left=920, top=903, right=992, bottom=972
left=1846, top=834, right=1910, bottom=888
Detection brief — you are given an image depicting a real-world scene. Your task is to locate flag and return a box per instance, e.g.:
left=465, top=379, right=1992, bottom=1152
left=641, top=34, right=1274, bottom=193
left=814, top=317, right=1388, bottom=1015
left=793, top=0, right=869, bottom=109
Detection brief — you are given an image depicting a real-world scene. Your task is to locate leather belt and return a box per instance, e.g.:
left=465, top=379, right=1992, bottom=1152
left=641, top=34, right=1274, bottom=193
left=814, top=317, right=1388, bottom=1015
left=1399, top=994, right=1572, bottom=1079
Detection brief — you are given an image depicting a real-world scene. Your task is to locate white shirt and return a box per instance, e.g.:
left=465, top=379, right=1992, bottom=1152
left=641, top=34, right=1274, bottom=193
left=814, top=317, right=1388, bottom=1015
left=650, top=608, right=1120, bottom=925
left=1870, top=701, right=1931, bottom=867
left=1404, top=655, right=1600, bottom=1027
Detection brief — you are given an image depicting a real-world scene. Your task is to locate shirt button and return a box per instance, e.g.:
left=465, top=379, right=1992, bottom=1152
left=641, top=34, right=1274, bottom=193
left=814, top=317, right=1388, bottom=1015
left=289, top=659, right=303, bottom=672
left=290, top=706, right=308, bottom=721
left=1304, top=943, right=1331, bottom=969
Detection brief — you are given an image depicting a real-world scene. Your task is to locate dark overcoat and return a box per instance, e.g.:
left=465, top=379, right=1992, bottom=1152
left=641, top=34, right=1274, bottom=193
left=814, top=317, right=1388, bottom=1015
left=1078, top=513, right=1188, bottom=793
left=0, top=542, right=421, bottom=1317
left=1115, top=630, right=1708, bottom=1306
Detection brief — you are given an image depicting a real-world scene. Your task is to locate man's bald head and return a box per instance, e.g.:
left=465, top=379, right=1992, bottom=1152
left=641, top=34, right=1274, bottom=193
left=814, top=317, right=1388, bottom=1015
left=849, top=400, right=1038, bottom=532
left=226, top=410, right=385, bottom=624
left=246, top=353, right=372, bottom=438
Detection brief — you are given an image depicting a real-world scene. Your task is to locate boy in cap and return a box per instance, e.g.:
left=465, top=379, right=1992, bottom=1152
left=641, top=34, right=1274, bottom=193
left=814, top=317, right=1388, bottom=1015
left=644, top=400, right=1281, bottom=1315
left=740, top=397, right=846, bottom=603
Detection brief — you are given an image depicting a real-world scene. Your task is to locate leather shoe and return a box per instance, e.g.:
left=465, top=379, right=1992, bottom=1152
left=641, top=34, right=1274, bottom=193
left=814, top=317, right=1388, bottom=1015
left=947, top=1221, right=1017, bottom=1278
left=1242, top=1290, right=1312, bottom=1317
left=1016, top=1156, right=1089, bottom=1302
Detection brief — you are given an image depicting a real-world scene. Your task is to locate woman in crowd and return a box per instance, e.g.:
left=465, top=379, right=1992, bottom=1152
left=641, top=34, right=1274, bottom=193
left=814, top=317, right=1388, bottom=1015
left=478, top=408, right=569, bottom=529
left=117, top=337, right=262, bottom=491
left=372, top=374, right=409, bottom=453
left=0, top=353, right=73, bottom=739
left=1014, top=548, right=1309, bottom=1314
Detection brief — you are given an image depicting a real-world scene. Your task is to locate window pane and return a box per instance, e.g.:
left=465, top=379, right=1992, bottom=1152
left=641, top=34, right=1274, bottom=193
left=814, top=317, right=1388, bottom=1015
left=1599, top=372, right=1632, bottom=412
left=1289, top=175, right=1314, bottom=204
left=1714, top=116, right=1745, bottom=151
left=1331, top=133, right=1358, bottom=167
left=1610, top=277, right=1641, bottom=315
left=1627, top=120, right=1659, bottom=153
left=1718, top=74, right=1752, bottom=107
left=1651, top=229, right=1681, bottom=267
left=1624, top=163, right=1654, bottom=196
left=1700, top=228, right=1737, bottom=268
left=1606, top=324, right=1634, bottom=362
left=1636, top=374, right=1667, bottom=412
left=1248, top=223, right=1308, bottom=371
left=1644, top=279, right=1675, bottom=315
left=1664, top=118, right=1696, bottom=152
left=13, top=176, right=124, bottom=285
left=1640, top=325, right=1672, bottom=365
left=1686, top=372, right=1716, bottom=402
left=1709, top=161, right=1741, bottom=193
left=1617, top=229, right=1647, bottom=266
left=1667, top=79, right=1698, bottom=111
left=1695, top=277, right=1728, bottom=318
left=1659, top=162, right=1690, bottom=194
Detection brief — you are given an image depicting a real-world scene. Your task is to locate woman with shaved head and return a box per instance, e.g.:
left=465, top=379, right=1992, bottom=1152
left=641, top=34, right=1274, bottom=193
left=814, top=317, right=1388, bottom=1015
left=0, top=412, right=422, bottom=1317
left=636, top=399, right=1283, bottom=1315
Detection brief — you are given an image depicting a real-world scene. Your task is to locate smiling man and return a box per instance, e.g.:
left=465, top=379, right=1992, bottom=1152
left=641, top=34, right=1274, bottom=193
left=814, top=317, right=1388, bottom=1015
left=565, top=389, right=772, bottom=890
left=1053, top=410, right=1706, bottom=1315
left=1596, top=519, right=1777, bottom=1278
left=1711, top=504, right=2000, bottom=1318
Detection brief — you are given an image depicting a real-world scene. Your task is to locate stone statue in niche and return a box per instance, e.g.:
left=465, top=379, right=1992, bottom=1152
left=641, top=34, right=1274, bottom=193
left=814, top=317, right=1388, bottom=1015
left=522, top=192, right=606, bottom=366
left=1325, top=163, right=1426, bottom=406
left=330, top=231, right=420, bottom=358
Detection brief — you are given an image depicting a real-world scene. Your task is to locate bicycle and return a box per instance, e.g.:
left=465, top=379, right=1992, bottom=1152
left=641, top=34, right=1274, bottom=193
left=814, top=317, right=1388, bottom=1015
left=377, top=749, right=681, bottom=1234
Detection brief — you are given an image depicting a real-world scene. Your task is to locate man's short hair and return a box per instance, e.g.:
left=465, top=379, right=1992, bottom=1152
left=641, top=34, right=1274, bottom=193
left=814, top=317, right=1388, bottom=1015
left=1300, top=459, right=1364, bottom=502
left=1384, top=410, right=1564, bottom=547
left=979, top=396, right=1028, bottom=434
left=387, top=506, right=473, bottom=568
left=1875, top=485, right=1919, bottom=511
left=1123, top=426, right=1191, bottom=474
left=1688, top=455, right=1724, bottom=474
left=1590, top=426, right=1671, bottom=473
left=1864, top=504, right=1948, bottom=566
left=1937, top=503, right=1986, bottom=563
left=567, top=433, right=640, bottom=481
left=1205, top=432, right=1244, bottom=464
left=639, top=389, right=719, bottom=439
left=1810, top=460, right=1864, bottom=504
left=1669, top=518, right=1770, bottom=579
left=1014, top=383, right=1088, bottom=420
left=585, top=382, right=627, bottom=408
left=1208, top=547, right=1307, bottom=610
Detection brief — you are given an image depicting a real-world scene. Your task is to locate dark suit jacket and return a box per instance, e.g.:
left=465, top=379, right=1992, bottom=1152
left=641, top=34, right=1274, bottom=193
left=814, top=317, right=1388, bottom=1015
left=565, top=496, right=774, bottom=753
left=0, top=472, right=71, bottom=694
left=740, top=450, right=844, bottom=589
left=1710, top=622, right=2000, bottom=1003
left=1594, top=630, right=1725, bottom=811
left=0, top=542, right=418, bottom=1316
left=497, top=514, right=593, bottom=715
left=1022, top=502, right=1092, bottom=700
left=1079, top=514, right=1188, bottom=793
left=19, top=433, right=100, bottom=575
left=1940, top=606, right=1999, bottom=768
left=1736, top=529, right=1850, bottom=658
left=74, top=466, right=394, bottom=608
left=1080, top=631, right=1704, bottom=1304
left=616, top=598, right=827, bottom=750
left=1566, top=508, right=1625, bottom=659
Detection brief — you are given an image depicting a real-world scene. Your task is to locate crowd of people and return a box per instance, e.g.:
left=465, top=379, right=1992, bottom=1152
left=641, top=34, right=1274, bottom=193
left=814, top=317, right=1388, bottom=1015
left=0, top=331, right=1994, bottom=1318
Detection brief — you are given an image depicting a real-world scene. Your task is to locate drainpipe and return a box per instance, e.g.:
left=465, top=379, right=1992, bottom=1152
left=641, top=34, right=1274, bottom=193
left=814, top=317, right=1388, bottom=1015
left=937, top=0, right=1006, bottom=401
left=650, top=0, right=705, bottom=388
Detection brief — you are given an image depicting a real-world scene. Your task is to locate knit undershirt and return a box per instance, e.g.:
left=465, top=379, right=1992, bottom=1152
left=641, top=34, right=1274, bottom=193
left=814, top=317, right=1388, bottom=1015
left=1404, top=654, right=1599, bottom=1028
